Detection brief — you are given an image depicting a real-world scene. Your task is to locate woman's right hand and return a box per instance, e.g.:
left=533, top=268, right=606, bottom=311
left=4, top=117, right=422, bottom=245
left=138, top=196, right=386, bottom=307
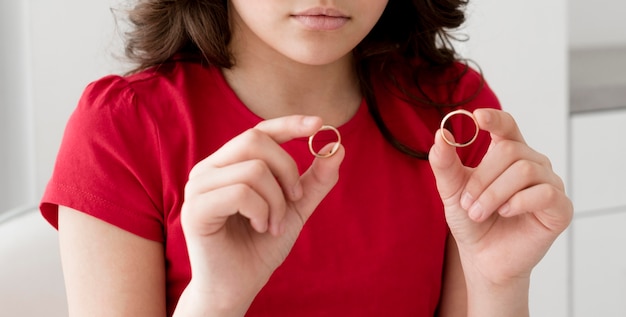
left=175, top=115, right=345, bottom=316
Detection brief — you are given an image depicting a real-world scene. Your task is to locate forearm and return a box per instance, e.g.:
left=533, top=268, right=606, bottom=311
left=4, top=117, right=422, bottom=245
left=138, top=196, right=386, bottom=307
left=465, top=274, right=530, bottom=317
left=172, top=282, right=253, bottom=317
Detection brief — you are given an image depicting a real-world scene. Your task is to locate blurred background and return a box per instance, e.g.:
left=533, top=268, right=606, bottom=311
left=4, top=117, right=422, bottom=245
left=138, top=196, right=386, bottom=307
left=1, top=0, right=624, bottom=316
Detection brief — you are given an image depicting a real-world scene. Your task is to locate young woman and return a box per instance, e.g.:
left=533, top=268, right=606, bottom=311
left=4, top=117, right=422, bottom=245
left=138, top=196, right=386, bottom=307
left=41, top=0, right=573, bottom=316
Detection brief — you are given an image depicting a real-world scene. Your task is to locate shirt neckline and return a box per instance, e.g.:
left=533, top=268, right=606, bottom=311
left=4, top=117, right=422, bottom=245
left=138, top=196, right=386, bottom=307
left=211, top=66, right=368, bottom=139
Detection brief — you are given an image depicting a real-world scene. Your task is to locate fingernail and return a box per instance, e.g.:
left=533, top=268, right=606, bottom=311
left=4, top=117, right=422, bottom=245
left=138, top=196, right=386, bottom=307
left=461, top=192, right=474, bottom=210
left=499, top=203, right=511, bottom=216
left=468, top=201, right=484, bottom=221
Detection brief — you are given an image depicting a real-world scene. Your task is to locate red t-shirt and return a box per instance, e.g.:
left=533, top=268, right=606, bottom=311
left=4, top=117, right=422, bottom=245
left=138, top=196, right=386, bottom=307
left=41, top=59, right=500, bottom=316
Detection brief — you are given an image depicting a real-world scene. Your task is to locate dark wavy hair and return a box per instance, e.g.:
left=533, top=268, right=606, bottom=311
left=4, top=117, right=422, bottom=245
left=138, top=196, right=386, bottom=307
left=123, top=0, right=479, bottom=159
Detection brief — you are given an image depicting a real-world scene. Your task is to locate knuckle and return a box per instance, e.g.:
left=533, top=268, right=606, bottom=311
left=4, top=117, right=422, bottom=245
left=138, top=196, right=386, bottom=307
left=537, top=184, right=564, bottom=205
left=188, top=161, right=207, bottom=179
left=247, top=159, right=269, bottom=179
left=183, top=174, right=213, bottom=200
left=537, top=153, right=552, bottom=168
left=180, top=194, right=207, bottom=226
left=465, top=175, right=487, bottom=195
left=188, top=165, right=200, bottom=179
left=499, top=140, right=520, bottom=158
left=243, top=128, right=267, bottom=143
left=183, top=180, right=198, bottom=199
left=230, top=183, right=253, bottom=200
left=553, top=174, right=566, bottom=191
left=514, top=160, right=539, bottom=179
left=479, top=189, right=498, bottom=205
left=539, top=184, right=561, bottom=202
left=180, top=200, right=193, bottom=219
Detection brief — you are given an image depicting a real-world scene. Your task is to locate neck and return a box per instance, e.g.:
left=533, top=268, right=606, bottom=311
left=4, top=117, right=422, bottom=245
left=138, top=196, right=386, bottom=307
left=222, top=29, right=362, bottom=127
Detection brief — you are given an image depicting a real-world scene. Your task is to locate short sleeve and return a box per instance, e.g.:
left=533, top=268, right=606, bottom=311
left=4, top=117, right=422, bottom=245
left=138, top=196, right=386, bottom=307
left=40, top=75, right=165, bottom=242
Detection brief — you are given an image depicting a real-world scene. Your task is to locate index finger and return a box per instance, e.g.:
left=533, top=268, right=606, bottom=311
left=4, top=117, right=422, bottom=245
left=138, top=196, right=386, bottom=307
left=192, top=115, right=324, bottom=200
left=474, top=108, right=526, bottom=144
left=201, top=115, right=324, bottom=169
left=254, top=115, right=324, bottom=144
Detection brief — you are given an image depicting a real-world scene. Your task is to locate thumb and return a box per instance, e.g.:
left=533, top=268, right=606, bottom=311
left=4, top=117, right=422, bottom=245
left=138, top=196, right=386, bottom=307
left=294, top=143, right=345, bottom=223
left=429, top=129, right=469, bottom=205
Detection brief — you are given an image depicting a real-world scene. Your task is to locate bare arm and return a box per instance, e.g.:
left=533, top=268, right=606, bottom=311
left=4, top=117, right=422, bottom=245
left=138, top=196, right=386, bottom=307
left=439, top=234, right=530, bottom=317
left=438, top=233, right=530, bottom=317
left=430, top=109, right=572, bottom=317
left=437, top=234, right=467, bottom=317
left=58, top=206, right=167, bottom=317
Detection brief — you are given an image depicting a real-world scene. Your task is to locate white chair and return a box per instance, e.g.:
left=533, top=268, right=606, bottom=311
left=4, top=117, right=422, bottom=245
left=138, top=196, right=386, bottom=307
left=0, top=205, right=68, bottom=316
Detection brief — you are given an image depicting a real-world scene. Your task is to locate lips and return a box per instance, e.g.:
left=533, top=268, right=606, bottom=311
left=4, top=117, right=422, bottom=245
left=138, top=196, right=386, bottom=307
left=291, top=7, right=350, bottom=31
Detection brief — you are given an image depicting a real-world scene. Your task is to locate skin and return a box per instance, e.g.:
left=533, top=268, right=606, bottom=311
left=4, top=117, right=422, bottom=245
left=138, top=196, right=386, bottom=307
left=57, top=0, right=573, bottom=316
left=430, top=109, right=573, bottom=316
left=222, top=0, right=387, bottom=126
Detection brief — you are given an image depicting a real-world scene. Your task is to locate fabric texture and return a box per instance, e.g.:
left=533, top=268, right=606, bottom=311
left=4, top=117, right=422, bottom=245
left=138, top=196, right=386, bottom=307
left=41, top=58, right=500, bottom=316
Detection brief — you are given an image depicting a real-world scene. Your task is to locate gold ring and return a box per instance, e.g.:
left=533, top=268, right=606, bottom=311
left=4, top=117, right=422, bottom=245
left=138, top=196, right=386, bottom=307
left=308, top=125, right=341, bottom=158
left=440, top=109, right=479, bottom=148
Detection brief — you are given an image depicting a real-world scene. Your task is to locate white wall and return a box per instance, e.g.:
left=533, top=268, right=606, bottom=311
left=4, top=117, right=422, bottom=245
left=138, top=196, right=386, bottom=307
left=568, top=1, right=626, bottom=316
left=569, top=0, right=626, bottom=49
left=31, top=0, right=128, bottom=198
left=460, top=0, right=569, bottom=315
left=0, top=2, right=36, bottom=212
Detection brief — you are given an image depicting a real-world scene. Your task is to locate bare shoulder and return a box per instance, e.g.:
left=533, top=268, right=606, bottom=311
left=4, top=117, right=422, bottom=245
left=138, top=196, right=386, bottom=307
left=58, top=206, right=167, bottom=317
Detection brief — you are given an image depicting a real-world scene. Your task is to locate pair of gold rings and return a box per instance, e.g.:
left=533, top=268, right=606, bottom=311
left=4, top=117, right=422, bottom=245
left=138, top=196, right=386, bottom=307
left=307, top=109, right=479, bottom=158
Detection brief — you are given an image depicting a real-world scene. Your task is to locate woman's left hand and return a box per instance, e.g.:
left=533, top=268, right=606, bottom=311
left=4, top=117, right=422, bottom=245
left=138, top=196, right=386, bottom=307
left=429, top=108, right=573, bottom=286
